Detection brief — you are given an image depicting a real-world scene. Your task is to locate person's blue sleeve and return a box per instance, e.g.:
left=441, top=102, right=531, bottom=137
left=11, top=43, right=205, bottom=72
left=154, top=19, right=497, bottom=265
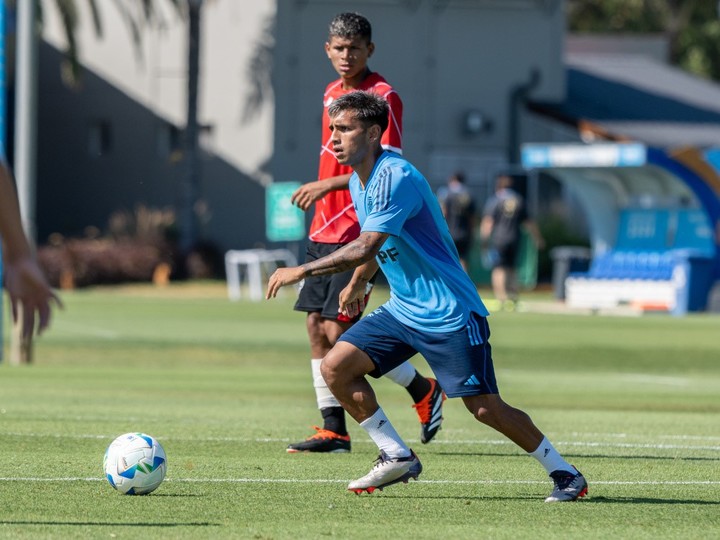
left=362, top=166, right=422, bottom=236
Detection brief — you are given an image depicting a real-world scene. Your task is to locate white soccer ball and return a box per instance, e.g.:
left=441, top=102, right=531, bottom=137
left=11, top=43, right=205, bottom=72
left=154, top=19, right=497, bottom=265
left=103, top=432, right=167, bottom=495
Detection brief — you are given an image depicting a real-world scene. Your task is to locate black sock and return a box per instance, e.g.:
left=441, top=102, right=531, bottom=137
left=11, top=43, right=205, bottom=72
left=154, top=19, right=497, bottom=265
left=321, top=407, right=347, bottom=435
left=405, top=372, right=432, bottom=403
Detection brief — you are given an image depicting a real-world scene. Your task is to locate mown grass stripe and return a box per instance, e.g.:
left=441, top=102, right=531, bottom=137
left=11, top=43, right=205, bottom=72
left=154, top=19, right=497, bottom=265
left=1, top=477, right=719, bottom=486
left=3, top=432, right=720, bottom=451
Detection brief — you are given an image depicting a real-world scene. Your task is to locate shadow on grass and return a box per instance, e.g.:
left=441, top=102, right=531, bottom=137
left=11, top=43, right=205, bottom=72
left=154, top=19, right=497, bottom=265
left=434, top=450, right=719, bottom=462
left=584, top=496, right=720, bottom=505
left=379, top=494, right=542, bottom=502
left=432, top=450, right=533, bottom=458
left=578, top=454, right=720, bottom=462
left=0, top=521, right=218, bottom=527
left=379, top=494, right=719, bottom=505
left=146, top=493, right=208, bottom=497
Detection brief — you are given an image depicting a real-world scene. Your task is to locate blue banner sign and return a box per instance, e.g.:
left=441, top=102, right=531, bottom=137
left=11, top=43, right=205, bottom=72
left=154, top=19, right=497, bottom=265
left=522, top=143, right=647, bottom=169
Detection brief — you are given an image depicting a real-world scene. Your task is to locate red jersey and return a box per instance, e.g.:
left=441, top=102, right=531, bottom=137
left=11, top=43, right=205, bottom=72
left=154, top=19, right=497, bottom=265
left=308, top=72, right=403, bottom=243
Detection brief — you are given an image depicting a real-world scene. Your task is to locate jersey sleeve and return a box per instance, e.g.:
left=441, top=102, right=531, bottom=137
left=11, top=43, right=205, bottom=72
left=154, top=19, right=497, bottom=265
left=381, top=90, right=403, bottom=154
left=361, top=166, right=421, bottom=237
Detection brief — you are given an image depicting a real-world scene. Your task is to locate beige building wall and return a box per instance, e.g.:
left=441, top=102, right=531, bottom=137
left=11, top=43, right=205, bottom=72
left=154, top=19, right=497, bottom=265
left=40, top=0, right=276, bottom=183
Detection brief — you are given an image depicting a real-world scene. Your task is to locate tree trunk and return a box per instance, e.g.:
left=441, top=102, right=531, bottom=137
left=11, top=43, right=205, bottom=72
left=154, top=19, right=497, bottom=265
left=180, top=1, right=202, bottom=256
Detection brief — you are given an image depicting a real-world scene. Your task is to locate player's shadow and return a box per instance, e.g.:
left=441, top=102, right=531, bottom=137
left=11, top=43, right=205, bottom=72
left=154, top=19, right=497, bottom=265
left=577, top=454, right=719, bottom=462
left=380, top=494, right=719, bottom=505
left=378, top=494, right=540, bottom=502
left=147, top=493, right=207, bottom=497
left=434, top=450, right=720, bottom=462
left=0, top=521, right=218, bottom=527
left=582, top=496, right=720, bottom=506
left=432, top=450, right=541, bottom=458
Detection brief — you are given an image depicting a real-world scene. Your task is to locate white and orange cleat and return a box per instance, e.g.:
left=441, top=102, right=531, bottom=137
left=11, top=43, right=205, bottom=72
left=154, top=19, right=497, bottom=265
left=348, top=450, right=422, bottom=494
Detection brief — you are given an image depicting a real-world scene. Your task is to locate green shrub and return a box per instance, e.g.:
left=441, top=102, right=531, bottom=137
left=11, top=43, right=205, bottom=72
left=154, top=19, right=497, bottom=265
left=537, top=214, right=590, bottom=280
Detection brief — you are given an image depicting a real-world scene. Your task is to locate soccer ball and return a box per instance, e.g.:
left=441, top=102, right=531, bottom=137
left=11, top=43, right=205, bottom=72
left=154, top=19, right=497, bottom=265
left=103, top=432, right=167, bottom=495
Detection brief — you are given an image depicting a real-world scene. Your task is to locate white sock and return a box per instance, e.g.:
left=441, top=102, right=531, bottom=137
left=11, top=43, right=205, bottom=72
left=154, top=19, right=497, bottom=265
left=529, top=437, right=574, bottom=475
left=311, top=359, right=341, bottom=409
left=360, top=407, right=411, bottom=459
left=384, top=361, right=416, bottom=387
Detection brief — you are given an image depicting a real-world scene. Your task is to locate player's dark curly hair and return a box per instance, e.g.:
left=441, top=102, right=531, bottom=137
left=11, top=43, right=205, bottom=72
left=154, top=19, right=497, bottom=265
left=328, top=91, right=389, bottom=135
left=328, top=12, right=372, bottom=44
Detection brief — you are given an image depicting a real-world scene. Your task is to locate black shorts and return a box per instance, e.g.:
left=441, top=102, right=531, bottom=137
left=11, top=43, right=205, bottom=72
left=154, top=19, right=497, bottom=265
left=453, top=238, right=472, bottom=258
left=495, top=242, right=520, bottom=268
left=294, top=241, right=375, bottom=322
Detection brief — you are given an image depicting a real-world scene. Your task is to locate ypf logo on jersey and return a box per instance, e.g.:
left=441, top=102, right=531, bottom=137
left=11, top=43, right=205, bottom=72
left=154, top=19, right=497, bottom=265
left=377, top=247, right=399, bottom=264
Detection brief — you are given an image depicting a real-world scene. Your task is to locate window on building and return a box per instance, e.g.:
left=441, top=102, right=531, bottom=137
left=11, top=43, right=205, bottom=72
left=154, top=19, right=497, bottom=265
left=88, top=120, right=112, bottom=157
left=156, top=122, right=182, bottom=159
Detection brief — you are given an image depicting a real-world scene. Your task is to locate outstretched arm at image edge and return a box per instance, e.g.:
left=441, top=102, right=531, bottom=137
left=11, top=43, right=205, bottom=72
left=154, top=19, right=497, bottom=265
left=0, top=165, right=62, bottom=337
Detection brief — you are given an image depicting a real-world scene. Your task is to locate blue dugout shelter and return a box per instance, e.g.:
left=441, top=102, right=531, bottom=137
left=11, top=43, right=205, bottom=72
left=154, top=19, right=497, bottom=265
left=524, top=53, right=720, bottom=314
left=522, top=142, right=718, bottom=315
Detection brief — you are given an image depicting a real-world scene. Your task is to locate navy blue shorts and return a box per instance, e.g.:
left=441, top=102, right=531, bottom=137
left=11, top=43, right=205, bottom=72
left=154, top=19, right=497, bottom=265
left=337, top=307, right=498, bottom=398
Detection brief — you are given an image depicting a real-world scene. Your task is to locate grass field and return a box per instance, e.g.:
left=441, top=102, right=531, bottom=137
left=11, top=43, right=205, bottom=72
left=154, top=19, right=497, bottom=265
left=1, top=282, right=719, bottom=539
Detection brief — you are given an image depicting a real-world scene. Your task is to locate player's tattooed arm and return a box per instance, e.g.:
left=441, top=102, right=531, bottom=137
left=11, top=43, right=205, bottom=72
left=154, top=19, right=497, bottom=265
left=266, top=231, right=388, bottom=299
left=302, top=231, right=388, bottom=277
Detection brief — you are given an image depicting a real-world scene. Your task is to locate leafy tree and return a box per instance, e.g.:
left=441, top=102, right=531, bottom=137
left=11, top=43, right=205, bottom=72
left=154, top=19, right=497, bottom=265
left=567, top=0, right=720, bottom=81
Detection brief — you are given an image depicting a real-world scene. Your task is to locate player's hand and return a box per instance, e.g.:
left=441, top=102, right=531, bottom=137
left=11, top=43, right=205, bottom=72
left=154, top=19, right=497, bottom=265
left=266, top=266, right=305, bottom=299
left=338, top=281, right=367, bottom=319
left=291, top=182, right=329, bottom=211
left=4, top=258, right=63, bottom=337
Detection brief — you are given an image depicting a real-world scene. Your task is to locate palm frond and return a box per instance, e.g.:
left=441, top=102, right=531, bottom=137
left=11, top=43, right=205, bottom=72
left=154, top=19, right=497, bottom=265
left=241, top=14, right=275, bottom=124
left=110, top=0, right=144, bottom=62
left=85, top=0, right=103, bottom=37
left=53, top=0, right=83, bottom=86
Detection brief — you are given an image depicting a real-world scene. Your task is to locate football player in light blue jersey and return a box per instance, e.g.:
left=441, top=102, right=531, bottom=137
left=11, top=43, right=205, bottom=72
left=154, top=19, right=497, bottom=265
left=267, top=91, right=587, bottom=502
left=349, top=151, right=488, bottom=332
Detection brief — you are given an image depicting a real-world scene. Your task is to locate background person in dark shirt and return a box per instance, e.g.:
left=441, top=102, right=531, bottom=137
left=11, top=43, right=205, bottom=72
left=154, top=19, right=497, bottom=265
left=437, top=171, right=476, bottom=271
left=481, top=174, right=544, bottom=310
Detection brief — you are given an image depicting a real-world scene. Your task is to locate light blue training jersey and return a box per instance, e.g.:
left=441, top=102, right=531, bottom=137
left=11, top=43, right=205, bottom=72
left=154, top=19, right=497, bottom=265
left=349, top=151, right=489, bottom=332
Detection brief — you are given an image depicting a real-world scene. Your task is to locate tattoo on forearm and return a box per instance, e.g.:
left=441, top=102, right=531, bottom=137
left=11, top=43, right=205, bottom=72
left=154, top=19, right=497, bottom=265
left=301, top=233, right=384, bottom=278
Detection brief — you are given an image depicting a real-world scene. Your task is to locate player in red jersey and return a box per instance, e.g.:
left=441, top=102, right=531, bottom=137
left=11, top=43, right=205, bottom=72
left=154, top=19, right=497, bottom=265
left=286, top=12, right=445, bottom=453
